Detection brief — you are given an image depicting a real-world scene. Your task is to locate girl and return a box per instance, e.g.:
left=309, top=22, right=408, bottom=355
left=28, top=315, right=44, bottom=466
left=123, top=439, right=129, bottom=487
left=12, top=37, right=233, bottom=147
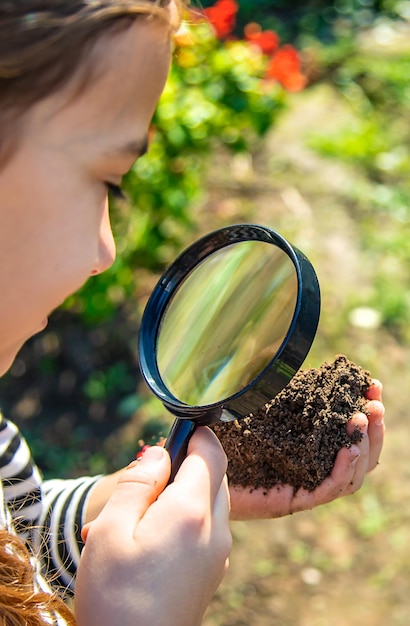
left=0, top=1, right=384, bottom=624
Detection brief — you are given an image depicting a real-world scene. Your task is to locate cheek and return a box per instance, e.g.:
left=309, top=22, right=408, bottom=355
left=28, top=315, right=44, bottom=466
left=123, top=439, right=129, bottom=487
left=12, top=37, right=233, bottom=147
left=2, top=197, right=102, bottom=319
left=40, top=208, right=102, bottom=296
left=0, top=143, right=107, bottom=356
left=0, top=210, right=99, bottom=370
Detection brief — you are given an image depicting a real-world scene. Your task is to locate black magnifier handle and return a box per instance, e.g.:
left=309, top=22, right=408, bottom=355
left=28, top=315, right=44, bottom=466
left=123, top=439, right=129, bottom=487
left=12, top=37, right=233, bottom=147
left=164, top=418, right=197, bottom=482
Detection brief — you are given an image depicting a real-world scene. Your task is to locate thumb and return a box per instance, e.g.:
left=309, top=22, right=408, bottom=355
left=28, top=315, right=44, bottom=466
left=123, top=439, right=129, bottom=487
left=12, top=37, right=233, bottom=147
left=83, top=446, right=171, bottom=542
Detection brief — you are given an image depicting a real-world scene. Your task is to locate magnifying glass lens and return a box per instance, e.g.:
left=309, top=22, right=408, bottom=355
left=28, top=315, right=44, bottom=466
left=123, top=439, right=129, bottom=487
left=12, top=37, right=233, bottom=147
left=157, top=241, right=298, bottom=406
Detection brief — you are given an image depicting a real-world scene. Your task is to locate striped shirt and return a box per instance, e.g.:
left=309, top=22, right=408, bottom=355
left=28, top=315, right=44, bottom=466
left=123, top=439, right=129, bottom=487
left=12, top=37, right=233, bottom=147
left=0, top=411, right=102, bottom=613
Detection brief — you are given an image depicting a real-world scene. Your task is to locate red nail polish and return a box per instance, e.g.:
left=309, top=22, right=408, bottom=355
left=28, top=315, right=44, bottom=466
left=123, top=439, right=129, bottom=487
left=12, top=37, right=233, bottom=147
left=136, top=444, right=150, bottom=460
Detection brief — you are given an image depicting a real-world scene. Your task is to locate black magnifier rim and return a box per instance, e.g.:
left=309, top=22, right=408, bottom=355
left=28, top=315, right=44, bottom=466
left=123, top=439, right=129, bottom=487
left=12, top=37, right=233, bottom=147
left=138, top=224, right=320, bottom=424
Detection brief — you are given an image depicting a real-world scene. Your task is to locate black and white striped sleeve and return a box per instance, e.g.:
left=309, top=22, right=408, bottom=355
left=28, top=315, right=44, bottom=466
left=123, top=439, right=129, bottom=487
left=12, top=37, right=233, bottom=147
left=33, top=473, right=102, bottom=595
left=0, top=411, right=98, bottom=620
left=0, top=411, right=104, bottom=595
left=0, top=413, right=43, bottom=537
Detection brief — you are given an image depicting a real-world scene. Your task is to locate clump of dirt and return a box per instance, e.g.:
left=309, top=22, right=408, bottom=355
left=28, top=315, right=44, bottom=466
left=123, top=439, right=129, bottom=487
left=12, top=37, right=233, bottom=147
left=211, top=354, right=372, bottom=492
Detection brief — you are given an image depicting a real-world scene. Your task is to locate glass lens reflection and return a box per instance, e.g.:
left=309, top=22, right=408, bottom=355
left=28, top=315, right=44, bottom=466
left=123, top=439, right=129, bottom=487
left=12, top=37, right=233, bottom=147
left=156, top=241, right=298, bottom=406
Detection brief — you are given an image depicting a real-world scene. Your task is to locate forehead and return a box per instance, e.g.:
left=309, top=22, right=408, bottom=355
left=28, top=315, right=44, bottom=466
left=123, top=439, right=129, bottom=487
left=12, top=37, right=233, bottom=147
left=26, top=17, right=172, bottom=151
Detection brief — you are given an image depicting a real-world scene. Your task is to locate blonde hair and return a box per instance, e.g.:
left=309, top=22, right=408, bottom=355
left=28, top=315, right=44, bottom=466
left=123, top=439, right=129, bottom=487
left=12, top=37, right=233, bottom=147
left=0, top=528, right=76, bottom=625
left=0, top=0, right=182, bottom=159
left=0, top=2, right=184, bottom=621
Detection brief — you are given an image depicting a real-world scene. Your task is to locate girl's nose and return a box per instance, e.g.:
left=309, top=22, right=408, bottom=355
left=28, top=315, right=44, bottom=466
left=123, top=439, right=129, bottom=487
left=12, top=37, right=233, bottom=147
left=91, top=206, right=116, bottom=276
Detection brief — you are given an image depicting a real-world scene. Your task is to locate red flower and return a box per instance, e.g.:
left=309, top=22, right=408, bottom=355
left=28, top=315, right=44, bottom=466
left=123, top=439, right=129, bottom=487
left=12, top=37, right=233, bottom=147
left=265, top=45, right=307, bottom=92
left=203, top=0, right=238, bottom=39
left=244, top=22, right=279, bottom=55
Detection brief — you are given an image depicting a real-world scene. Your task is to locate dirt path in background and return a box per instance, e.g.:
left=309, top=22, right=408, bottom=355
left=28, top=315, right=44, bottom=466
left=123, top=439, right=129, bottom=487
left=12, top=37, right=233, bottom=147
left=199, top=84, right=410, bottom=626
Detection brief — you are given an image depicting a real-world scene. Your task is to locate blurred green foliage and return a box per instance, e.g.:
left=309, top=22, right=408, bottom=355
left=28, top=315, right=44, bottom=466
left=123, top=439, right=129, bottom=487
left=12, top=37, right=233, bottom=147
left=309, top=39, right=410, bottom=341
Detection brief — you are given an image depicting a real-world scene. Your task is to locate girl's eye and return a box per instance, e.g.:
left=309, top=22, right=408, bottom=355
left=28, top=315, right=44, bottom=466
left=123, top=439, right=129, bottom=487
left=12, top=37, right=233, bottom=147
left=105, top=182, right=127, bottom=200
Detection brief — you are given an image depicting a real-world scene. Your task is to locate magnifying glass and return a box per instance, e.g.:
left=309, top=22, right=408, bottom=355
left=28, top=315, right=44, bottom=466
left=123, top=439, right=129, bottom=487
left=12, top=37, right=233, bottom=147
left=138, top=224, right=320, bottom=481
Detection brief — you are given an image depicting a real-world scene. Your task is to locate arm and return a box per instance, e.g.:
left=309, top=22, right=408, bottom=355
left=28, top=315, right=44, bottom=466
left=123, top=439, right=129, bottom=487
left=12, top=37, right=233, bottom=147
left=34, top=474, right=103, bottom=594
left=0, top=413, right=43, bottom=536
left=0, top=411, right=105, bottom=595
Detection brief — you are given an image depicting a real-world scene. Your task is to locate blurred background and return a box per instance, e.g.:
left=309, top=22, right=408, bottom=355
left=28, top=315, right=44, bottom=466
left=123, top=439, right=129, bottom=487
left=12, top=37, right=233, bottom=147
left=1, top=1, right=410, bottom=623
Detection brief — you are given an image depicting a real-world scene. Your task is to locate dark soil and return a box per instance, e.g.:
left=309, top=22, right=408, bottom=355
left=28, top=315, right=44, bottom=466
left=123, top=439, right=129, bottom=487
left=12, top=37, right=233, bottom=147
left=212, top=355, right=372, bottom=492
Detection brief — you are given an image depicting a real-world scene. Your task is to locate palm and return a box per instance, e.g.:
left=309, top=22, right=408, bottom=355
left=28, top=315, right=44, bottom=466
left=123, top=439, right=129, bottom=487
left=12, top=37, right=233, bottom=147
left=229, top=382, right=384, bottom=521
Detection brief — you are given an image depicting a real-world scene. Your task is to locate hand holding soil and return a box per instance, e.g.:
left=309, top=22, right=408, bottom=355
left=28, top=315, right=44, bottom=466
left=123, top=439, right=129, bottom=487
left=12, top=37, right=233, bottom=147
left=212, top=355, right=383, bottom=496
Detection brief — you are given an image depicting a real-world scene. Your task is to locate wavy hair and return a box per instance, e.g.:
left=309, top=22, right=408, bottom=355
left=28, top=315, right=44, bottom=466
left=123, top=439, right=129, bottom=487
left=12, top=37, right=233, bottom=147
left=0, top=3, right=183, bottom=622
left=0, top=528, right=76, bottom=625
left=0, top=0, right=181, bottom=159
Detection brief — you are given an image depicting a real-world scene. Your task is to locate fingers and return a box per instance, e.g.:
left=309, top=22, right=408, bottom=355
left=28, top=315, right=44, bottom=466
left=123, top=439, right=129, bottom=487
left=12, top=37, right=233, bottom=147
left=294, top=398, right=385, bottom=508
left=173, top=426, right=228, bottom=505
left=85, top=445, right=171, bottom=543
left=213, top=474, right=232, bottom=526
left=292, top=413, right=369, bottom=512
left=229, top=441, right=362, bottom=518
left=313, top=400, right=385, bottom=503
left=156, top=427, right=231, bottom=579
left=76, top=432, right=232, bottom=626
left=212, top=476, right=233, bottom=575
left=365, top=399, right=385, bottom=471
left=345, top=412, right=369, bottom=492
left=229, top=483, right=295, bottom=520
left=366, top=378, right=383, bottom=401
left=290, top=444, right=361, bottom=512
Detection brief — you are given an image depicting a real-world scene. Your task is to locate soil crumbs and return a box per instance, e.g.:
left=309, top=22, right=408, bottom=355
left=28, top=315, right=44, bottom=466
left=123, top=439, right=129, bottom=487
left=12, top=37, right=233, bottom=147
left=212, top=355, right=372, bottom=492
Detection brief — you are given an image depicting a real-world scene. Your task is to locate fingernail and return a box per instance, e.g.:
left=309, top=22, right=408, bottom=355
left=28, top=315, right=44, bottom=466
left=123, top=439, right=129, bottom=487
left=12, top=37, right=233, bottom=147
left=140, top=445, right=165, bottom=462
left=136, top=444, right=151, bottom=460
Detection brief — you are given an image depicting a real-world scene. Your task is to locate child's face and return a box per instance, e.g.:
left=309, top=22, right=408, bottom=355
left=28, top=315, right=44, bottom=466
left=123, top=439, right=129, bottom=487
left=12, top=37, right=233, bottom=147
left=0, top=17, right=171, bottom=375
